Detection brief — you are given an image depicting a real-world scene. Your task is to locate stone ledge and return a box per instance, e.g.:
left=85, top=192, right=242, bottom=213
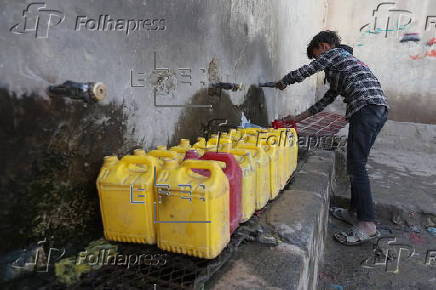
left=207, top=150, right=335, bottom=290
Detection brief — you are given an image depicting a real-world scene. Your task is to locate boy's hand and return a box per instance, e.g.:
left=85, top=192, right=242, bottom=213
left=276, top=81, right=287, bottom=90
left=283, top=111, right=312, bottom=122
left=282, top=115, right=297, bottom=122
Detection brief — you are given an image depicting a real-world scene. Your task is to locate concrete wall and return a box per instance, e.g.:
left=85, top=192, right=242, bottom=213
left=0, top=0, right=326, bottom=254
left=324, top=0, right=436, bottom=124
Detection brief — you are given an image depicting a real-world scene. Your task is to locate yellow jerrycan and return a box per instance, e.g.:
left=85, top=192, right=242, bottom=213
left=238, top=128, right=263, bottom=139
left=156, top=159, right=230, bottom=259
left=244, top=134, right=280, bottom=200
left=206, top=133, right=233, bottom=149
left=235, top=128, right=266, bottom=147
left=147, top=149, right=180, bottom=165
left=235, top=143, right=270, bottom=210
left=264, top=129, right=287, bottom=190
left=287, top=128, right=299, bottom=177
left=148, top=145, right=184, bottom=163
left=230, top=128, right=246, bottom=144
left=260, top=138, right=281, bottom=200
left=96, top=155, right=160, bottom=244
left=274, top=128, right=292, bottom=182
left=228, top=128, right=245, bottom=145
left=227, top=129, right=236, bottom=139
left=192, top=137, right=212, bottom=155
left=170, top=139, right=192, bottom=160
left=133, top=149, right=146, bottom=156
left=156, top=145, right=168, bottom=150
left=220, top=143, right=256, bottom=222
left=276, top=128, right=298, bottom=182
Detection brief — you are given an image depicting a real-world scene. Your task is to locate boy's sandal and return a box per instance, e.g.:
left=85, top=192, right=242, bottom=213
left=334, top=226, right=380, bottom=246
left=330, top=207, right=358, bottom=226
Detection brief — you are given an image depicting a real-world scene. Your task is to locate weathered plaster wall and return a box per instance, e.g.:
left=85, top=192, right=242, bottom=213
left=0, top=0, right=327, bottom=254
left=323, top=0, right=436, bottom=124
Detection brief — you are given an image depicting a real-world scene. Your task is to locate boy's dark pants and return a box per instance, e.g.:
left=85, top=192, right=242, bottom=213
left=347, top=104, right=388, bottom=222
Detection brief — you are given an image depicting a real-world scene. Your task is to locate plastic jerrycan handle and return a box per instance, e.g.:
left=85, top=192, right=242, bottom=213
left=120, top=155, right=156, bottom=170
left=229, top=149, right=250, bottom=157
left=182, top=159, right=221, bottom=179
left=237, top=144, right=261, bottom=152
left=148, top=150, right=178, bottom=159
left=201, top=152, right=236, bottom=174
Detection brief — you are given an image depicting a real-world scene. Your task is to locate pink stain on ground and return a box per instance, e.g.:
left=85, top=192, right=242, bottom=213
left=409, top=232, right=425, bottom=245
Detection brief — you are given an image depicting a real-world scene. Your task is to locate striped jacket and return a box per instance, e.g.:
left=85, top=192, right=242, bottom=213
left=281, top=47, right=389, bottom=120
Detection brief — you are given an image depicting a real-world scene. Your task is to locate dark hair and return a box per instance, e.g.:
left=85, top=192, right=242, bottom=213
left=307, top=30, right=341, bottom=59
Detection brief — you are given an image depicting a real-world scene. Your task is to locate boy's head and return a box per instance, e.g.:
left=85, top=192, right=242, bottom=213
left=307, top=30, right=341, bottom=59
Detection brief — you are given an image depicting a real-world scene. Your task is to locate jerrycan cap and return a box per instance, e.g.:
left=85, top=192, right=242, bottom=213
left=180, top=139, right=190, bottom=147
left=195, top=137, right=206, bottom=146
left=133, top=149, right=146, bottom=156
left=220, top=143, right=232, bottom=152
left=162, top=158, right=178, bottom=168
left=103, top=155, right=118, bottom=166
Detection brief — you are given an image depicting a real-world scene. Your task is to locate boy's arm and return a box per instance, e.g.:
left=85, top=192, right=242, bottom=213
left=307, top=88, right=338, bottom=115
left=284, top=88, right=338, bottom=121
left=281, top=49, right=339, bottom=85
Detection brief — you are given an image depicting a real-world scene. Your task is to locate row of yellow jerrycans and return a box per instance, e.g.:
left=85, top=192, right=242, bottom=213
left=96, top=127, right=298, bottom=259
left=201, top=128, right=298, bottom=206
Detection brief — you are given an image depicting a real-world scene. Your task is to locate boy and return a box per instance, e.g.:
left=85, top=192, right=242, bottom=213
left=276, top=31, right=389, bottom=245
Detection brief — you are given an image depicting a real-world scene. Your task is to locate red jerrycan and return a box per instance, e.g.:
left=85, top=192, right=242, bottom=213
left=183, top=150, right=201, bottom=160
left=272, top=119, right=298, bottom=134
left=200, top=152, right=242, bottom=234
